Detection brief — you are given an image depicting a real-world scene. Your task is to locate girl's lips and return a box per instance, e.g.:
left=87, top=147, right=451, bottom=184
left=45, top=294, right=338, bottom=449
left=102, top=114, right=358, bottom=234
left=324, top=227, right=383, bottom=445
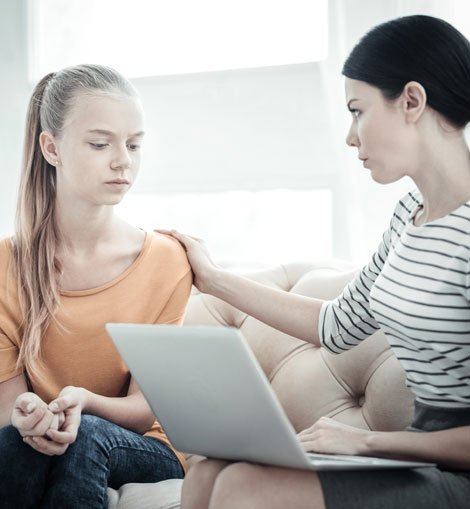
left=106, top=179, right=129, bottom=184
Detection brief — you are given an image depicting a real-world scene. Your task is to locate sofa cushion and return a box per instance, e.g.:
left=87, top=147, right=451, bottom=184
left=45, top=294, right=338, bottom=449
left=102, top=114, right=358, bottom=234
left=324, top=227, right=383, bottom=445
left=107, top=479, right=183, bottom=509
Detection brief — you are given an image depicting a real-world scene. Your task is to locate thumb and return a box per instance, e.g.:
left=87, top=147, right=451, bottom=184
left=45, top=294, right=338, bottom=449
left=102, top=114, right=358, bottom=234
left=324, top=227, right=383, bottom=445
left=49, top=395, right=74, bottom=413
left=16, top=393, right=41, bottom=414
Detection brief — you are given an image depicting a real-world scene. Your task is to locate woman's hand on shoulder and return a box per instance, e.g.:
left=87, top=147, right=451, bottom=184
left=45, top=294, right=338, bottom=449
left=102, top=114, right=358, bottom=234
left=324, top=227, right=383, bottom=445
left=156, top=229, right=220, bottom=294
left=297, top=416, right=372, bottom=456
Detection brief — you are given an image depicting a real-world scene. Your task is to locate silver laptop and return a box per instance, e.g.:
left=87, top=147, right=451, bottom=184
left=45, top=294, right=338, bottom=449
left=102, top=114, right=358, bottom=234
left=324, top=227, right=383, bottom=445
left=106, top=324, right=435, bottom=471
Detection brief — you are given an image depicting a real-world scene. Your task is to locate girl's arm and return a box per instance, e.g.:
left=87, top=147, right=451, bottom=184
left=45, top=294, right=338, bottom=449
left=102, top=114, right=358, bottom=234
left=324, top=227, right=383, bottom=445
left=0, top=373, right=28, bottom=428
left=299, top=416, right=470, bottom=470
left=50, top=377, right=155, bottom=435
left=24, top=378, right=154, bottom=456
left=80, top=377, right=155, bottom=434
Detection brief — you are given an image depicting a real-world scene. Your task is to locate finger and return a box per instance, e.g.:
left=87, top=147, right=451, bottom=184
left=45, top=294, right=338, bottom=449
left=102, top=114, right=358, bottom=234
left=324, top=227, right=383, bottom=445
left=24, top=436, right=68, bottom=456
left=26, top=411, right=55, bottom=437
left=48, top=395, right=75, bottom=413
left=46, top=428, right=77, bottom=445
left=298, top=433, right=316, bottom=443
left=15, top=394, right=41, bottom=414
left=14, top=406, right=47, bottom=433
left=58, top=411, right=66, bottom=428
left=300, top=440, right=320, bottom=453
left=154, top=228, right=173, bottom=235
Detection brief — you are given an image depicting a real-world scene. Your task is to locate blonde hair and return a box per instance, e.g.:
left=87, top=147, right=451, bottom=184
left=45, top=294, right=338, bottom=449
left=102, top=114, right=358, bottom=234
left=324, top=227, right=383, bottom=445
left=13, top=64, right=137, bottom=378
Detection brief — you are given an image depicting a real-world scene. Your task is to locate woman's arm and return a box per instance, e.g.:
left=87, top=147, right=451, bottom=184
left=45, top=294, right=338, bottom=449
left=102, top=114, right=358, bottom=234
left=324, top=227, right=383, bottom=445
left=158, top=230, right=323, bottom=346
left=365, top=426, right=470, bottom=470
left=209, top=269, right=323, bottom=346
left=299, top=416, right=470, bottom=470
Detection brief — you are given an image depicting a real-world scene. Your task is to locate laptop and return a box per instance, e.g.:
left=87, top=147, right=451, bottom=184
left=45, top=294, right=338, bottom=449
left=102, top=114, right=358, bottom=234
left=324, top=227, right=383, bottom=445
left=106, top=324, right=435, bottom=471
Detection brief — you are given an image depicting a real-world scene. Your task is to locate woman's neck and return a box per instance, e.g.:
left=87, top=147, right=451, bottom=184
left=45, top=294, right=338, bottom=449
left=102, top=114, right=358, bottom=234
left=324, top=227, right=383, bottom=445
left=411, top=133, right=470, bottom=224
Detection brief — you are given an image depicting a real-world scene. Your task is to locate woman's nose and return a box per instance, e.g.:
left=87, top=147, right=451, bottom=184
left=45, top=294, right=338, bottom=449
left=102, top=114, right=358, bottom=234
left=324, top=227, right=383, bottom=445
left=345, top=126, right=360, bottom=148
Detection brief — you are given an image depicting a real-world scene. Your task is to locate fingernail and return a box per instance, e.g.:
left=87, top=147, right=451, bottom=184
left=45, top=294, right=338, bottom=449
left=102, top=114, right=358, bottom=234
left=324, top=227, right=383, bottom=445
left=49, top=403, right=58, bottom=411
left=26, top=403, right=35, bottom=412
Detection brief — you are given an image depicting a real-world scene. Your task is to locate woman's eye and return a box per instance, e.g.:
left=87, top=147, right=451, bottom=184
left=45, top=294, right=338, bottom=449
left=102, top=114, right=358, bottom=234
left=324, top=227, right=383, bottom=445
left=350, top=109, right=361, bottom=118
left=127, top=144, right=141, bottom=151
left=90, top=143, right=108, bottom=149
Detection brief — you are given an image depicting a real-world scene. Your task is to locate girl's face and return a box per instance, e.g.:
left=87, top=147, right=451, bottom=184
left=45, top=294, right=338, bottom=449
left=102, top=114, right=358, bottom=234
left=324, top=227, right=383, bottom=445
left=344, top=78, right=416, bottom=184
left=51, top=92, right=145, bottom=206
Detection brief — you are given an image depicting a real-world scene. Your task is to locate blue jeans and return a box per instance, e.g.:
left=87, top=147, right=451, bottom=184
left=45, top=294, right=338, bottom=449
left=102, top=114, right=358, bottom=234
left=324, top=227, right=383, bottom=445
left=0, top=414, right=184, bottom=509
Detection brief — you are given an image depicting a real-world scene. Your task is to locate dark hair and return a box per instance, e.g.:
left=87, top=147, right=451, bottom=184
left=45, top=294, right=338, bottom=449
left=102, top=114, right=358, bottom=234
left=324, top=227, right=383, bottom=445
left=342, top=15, right=470, bottom=128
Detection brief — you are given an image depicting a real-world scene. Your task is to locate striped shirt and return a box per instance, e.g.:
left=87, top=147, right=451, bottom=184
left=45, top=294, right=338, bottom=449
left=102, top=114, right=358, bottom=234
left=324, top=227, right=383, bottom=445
left=319, top=189, right=470, bottom=408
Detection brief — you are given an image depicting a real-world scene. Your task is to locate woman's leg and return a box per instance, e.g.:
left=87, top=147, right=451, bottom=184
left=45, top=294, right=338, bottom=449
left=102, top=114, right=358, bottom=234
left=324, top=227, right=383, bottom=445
left=181, top=459, right=231, bottom=509
left=41, top=415, right=184, bottom=509
left=210, top=462, right=325, bottom=509
left=0, top=425, right=53, bottom=509
left=182, top=459, right=325, bottom=509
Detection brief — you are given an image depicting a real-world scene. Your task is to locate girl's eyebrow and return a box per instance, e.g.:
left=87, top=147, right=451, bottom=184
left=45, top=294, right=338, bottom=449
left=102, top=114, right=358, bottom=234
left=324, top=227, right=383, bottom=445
left=86, top=129, right=145, bottom=138
left=347, top=99, right=359, bottom=110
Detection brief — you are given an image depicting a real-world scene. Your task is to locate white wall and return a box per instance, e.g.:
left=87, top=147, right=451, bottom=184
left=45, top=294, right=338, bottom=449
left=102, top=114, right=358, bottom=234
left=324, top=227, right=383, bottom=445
left=1, top=0, right=468, bottom=265
left=0, top=0, right=29, bottom=236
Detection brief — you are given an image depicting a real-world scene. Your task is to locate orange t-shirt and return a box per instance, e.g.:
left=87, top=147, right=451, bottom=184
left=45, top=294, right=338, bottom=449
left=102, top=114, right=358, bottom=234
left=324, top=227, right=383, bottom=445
left=0, top=231, right=192, bottom=470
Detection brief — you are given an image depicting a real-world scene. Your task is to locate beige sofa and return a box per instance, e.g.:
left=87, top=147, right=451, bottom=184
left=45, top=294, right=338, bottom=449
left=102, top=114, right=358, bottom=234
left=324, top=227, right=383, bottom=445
left=108, top=261, right=415, bottom=509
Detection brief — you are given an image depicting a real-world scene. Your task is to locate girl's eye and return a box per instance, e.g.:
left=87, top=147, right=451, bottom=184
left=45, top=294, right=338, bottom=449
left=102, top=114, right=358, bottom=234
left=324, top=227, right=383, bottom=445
left=127, top=144, right=141, bottom=151
left=90, top=143, right=108, bottom=149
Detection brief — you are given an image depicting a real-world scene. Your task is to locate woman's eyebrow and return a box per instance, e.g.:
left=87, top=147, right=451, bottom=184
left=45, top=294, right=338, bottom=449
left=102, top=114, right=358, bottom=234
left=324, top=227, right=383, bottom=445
left=347, top=99, right=359, bottom=110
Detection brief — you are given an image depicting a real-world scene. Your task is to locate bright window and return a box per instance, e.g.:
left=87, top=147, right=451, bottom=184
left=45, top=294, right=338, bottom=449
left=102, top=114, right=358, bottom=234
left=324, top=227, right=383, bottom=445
left=117, top=189, right=332, bottom=268
left=29, top=0, right=328, bottom=80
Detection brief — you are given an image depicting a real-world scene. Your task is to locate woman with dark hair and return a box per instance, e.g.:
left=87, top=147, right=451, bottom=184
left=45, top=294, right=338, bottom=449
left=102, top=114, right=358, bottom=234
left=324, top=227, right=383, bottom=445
left=162, top=15, right=470, bottom=509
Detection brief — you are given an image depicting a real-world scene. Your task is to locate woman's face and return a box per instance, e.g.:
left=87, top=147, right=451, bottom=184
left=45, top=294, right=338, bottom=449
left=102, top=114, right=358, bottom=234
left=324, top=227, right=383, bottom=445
left=52, top=92, right=145, bottom=207
left=344, top=78, right=415, bottom=184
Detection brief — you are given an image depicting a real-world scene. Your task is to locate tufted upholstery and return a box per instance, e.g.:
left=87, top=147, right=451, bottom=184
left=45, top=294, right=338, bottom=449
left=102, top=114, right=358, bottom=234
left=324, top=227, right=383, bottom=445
left=108, top=261, right=415, bottom=508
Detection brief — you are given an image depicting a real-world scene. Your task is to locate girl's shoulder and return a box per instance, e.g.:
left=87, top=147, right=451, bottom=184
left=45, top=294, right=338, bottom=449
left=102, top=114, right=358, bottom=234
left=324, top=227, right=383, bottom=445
left=147, top=231, right=191, bottom=272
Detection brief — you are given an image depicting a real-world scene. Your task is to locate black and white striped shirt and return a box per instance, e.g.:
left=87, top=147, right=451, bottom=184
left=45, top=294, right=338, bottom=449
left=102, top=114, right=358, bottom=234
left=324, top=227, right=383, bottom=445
left=319, top=189, right=470, bottom=408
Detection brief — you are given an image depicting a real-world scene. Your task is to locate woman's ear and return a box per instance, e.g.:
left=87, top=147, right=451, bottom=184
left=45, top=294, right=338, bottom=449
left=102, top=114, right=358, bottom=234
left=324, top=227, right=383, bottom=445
left=39, top=131, right=61, bottom=167
left=401, top=81, right=427, bottom=123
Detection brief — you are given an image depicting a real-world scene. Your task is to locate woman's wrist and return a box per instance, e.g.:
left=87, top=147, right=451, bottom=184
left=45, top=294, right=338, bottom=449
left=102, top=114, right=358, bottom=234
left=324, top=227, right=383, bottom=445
left=363, top=430, right=384, bottom=456
left=202, top=266, right=227, bottom=295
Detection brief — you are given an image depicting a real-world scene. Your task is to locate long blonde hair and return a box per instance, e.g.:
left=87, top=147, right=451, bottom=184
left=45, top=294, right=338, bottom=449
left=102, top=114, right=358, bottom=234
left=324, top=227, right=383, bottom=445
left=13, top=64, right=137, bottom=378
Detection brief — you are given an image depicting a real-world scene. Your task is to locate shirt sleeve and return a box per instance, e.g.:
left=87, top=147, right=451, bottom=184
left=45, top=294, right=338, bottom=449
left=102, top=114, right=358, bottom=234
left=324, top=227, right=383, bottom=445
left=318, top=217, right=396, bottom=354
left=156, top=270, right=193, bottom=325
left=0, top=327, right=22, bottom=383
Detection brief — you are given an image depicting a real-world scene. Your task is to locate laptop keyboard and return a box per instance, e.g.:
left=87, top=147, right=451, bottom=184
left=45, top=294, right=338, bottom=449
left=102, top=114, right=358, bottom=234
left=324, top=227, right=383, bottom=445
left=307, top=453, right=384, bottom=464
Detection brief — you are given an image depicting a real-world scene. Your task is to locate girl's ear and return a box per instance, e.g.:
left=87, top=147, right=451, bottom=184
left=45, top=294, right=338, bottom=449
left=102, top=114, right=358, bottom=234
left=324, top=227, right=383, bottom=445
left=39, top=131, right=61, bottom=166
left=401, top=81, right=427, bottom=123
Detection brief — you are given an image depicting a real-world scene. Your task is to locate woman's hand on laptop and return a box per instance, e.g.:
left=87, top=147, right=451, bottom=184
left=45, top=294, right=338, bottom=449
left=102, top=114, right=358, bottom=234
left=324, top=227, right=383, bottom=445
left=155, top=229, right=220, bottom=294
left=297, top=416, right=372, bottom=456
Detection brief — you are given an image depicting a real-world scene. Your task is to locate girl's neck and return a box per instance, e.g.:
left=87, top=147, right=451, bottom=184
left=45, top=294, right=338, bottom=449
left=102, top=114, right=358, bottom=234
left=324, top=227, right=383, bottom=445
left=55, top=198, right=119, bottom=254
